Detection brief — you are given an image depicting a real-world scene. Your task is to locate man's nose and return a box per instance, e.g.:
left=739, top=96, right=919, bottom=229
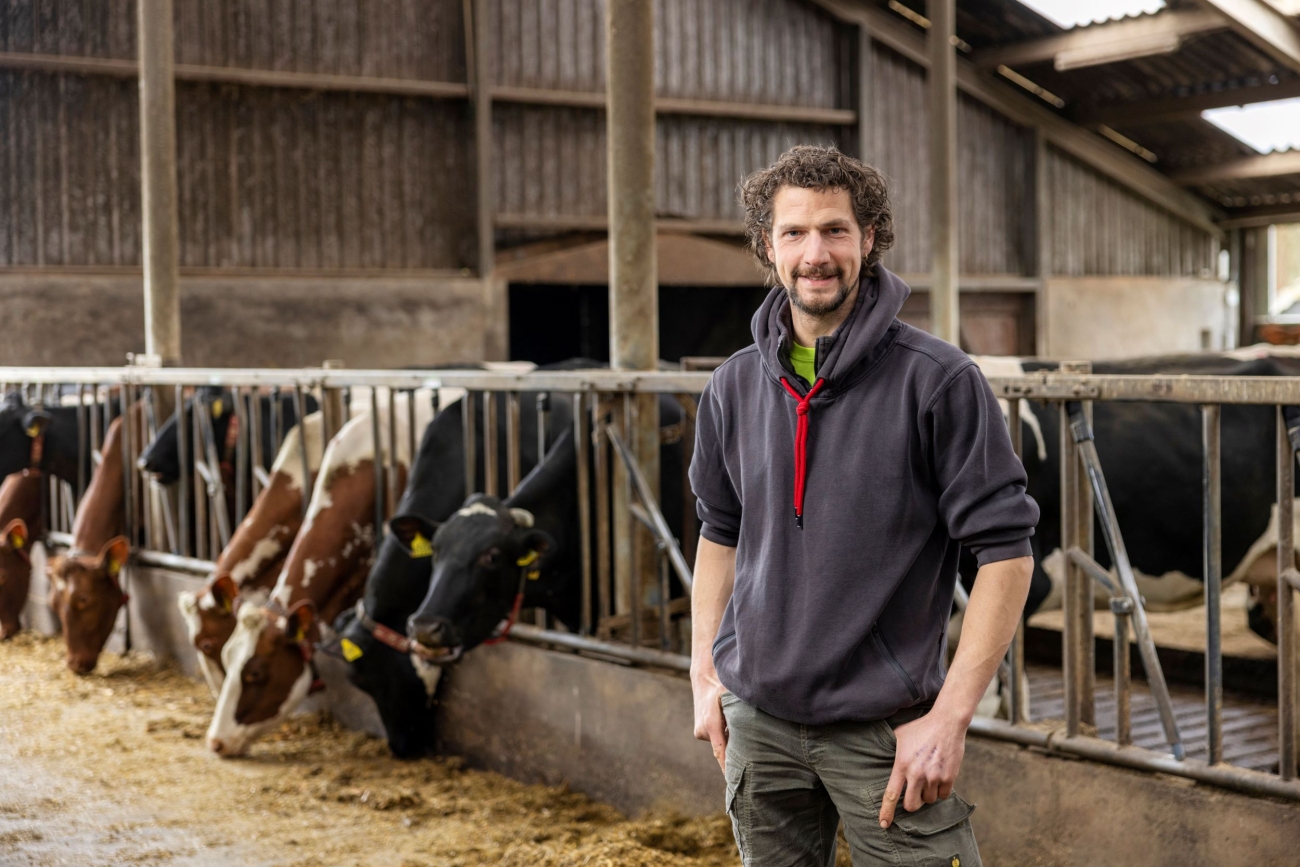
left=802, top=231, right=831, bottom=264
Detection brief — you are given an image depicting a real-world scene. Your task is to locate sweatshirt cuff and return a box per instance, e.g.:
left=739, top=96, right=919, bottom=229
left=972, top=538, right=1032, bottom=567
left=700, top=522, right=739, bottom=548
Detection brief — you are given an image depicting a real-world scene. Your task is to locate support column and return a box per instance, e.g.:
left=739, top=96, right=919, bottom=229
left=928, top=0, right=959, bottom=346
left=137, top=0, right=181, bottom=371
left=466, top=0, right=494, bottom=280
left=607, top=0, right=660, bottom=632
left=1034, top=128, right=1051, bottom=358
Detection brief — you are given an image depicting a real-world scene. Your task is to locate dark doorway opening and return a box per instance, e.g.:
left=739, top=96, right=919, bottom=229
left=508, top=284, right=771, bottom=365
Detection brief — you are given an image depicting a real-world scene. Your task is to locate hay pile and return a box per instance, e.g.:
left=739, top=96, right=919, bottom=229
left=0, top=633, right=740, bottom=867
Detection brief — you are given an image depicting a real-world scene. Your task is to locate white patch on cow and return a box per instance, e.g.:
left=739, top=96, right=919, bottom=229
left=272, top=412, right=325, bottom=494
left=178, top=589, right=226, bottom=696
left=302, top=559, right=319, bottom=587
left=207, top=605, right=313, bottom=757
left=229, top=536, right=286, bottom=586
left=971, top=356, right=1048, bottom=462
left=197, top=591, right=217, bottom=612
left=509, top=508, right=534, bottom=528
left=1224, top=498, right=1300, bottom=591
left=269, top=572, right=292, bottom=610
left=1037, top=547, right=1207, bottom=613
left=410, top=654, right=443, bottom=698
left=456, top=502, right=499, bottom=519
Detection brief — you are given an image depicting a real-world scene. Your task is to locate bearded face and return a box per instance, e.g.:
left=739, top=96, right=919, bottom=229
left=765, top=185, right=874, bottom=320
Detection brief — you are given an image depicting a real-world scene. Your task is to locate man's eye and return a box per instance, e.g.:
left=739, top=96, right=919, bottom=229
left=785, top=230, right=801, bottom=238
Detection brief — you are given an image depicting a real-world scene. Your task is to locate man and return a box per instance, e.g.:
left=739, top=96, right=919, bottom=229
left=689, top=145, right=1038, bottom=866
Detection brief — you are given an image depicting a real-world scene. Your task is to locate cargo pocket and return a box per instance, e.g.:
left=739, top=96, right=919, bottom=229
left=889, top=794, right=981, bottom=867
left=725, top=762, right=751, bottom=864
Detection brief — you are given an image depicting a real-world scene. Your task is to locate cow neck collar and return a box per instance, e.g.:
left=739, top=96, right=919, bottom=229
left=353, top=599, right=443, bottom=661
left=258, top=601, right=326, bottom=694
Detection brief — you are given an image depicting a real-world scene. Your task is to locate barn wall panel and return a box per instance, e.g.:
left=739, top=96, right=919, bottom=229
left=0, top=0, right=137, bottom=58
left=867, top=44, right=928, bottom=276
left=1047, top=147, right=1217, bottom=277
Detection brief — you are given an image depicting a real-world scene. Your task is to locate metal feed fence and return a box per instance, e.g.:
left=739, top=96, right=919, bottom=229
left=4, top=364, right=1299, bottom=802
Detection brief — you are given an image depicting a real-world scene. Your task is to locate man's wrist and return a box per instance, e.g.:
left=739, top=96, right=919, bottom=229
left=930, top=693, right=975, bottom=728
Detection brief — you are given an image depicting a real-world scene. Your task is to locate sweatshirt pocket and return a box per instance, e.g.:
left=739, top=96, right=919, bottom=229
left=872, top=624, right=920, bottom=702
left=712, top=630, right=737, bottom=658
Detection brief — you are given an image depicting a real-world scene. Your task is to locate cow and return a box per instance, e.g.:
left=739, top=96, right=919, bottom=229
left=206, top=397, right=432, bottom=757
left=332, top=392, right=568, bottom=758
left=0, top=470, right=45, bottom=639
left=0, top=393, right=87, bottom=487
left=177, top=412, right=326, bottom=695
left=46, top=403, right=142, bottom=675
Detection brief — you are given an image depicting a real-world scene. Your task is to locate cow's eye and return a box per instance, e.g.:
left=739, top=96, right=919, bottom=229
left=478, top=548, right=501, bottom=570
left=242, top=662, right=267, bottom=685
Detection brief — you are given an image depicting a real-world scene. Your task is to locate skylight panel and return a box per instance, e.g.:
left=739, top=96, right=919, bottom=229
left=1202, top=98, right=1300, bottom=154
left=1015, top=0, right=1165, bottom=29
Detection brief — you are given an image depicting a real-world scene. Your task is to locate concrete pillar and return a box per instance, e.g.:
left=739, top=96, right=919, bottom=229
left=928, top=0, right=959, bottom=346
left=607, top=0, right=660, bottom=625
left=137, top=0, right=181, bottom=370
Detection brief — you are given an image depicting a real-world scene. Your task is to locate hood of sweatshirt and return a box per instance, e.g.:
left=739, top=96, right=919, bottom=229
left=751, top=265, right=911, bottom=395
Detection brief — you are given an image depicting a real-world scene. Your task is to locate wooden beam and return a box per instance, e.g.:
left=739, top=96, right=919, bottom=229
left=930, top=0, right=960, bottom=345
left=972, top=10, right=1226, bottom=70
left=493, top=213, right=744, bottom=235
left=489, top=84, right=857, bottom=125
left=1193, top=0, right=1300, bottom=74
left=1173, top=150, right=1300, bottom=185
left=1218, top=204, right=1300, bottom=228
left=1077, top=79, right=1300, bottom=126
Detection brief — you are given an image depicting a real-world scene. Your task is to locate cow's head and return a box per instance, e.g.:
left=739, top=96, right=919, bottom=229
left=206, top=600, right=316, bottom=757
left=47, top=537, right=130, bottom=675
left=177, top=573, right=241, bottom=694
left=0, top=395, right=52, bottom=479
left=138, top=389, right=226, bottom=483
left=406, top=496, right=552, bottom=661
left=337, top=515, right=441, bottom=759
left=0, top=519, right=32, bottom=639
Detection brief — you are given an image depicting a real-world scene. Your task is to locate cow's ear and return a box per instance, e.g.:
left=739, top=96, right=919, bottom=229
left=389, top=514, right=438, bottom=559
left=3, top=518, right=27, bottom=551
left=21, top=410, right=51, bottom=439
left=97, top=536, right=130, bottom=579
left=515, top=529, right=555, bottom=580
left=210, top=573, right=238, bottom=612
left=284, top=601, right=316, bottom=643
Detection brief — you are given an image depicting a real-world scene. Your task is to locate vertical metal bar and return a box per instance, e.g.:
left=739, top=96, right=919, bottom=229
left=1060, top=399, right=1083, bottom=737
left=625, top=393, right=641, bottom=649
left=1278, top=406, right=1296, bottom=780
left=1007, top=397, right=1027, bottom=724
left=233, top=387, right=249, bottom=525
left=248, top=390, right=263, bottom=502
left=371, top=387, right=386, bottom=540
left=506, top=391, right=521, bottom=493
left=483, top=391, right=499, bottom=498
left=1203, top=404, right=1223, bottom=765
left=462, top=390, right=477, bottom=497
left=270, top=386, right=283, bottom=456
left=89, top=386, right=103, bottom=476
left=430, top=387, right=440, bottom=418
left=191, top=401, right=207, bottom=561
left=574, top=393, right=593, bottom=636
left=659, top=547, right=671, bottom=651
left=293, top=385, right=310, bottom=522
left=405, top=388, right=417, bottom=483
left=120, top=384, right=136, bottom=548
left=1112, top=598, right=1133, bottom=747
left=595, top=404, right=612, bottom=622
left=175, top=385, right=189, bottom=557
left=537, top=392, right=550, bottom=468
left=139, top=387, right=156, bottom=551
left=75, top=384, right=88, bottom=499
left=386, top=386, right=399, bottom=518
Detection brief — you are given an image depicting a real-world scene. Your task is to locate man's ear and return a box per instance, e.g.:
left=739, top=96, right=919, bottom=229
left=210, top=573, right=238, bottom=612
left=862, top=225, right=876, bottom=260
left=763, top=230, right=775, bottom=264
left=284, top=600, right=316, bottom=643
left=389, top=514, right=438, bottom=558
left=97, top=536, right=130, bottom=580
left=3, top=518, right=27, bottom=552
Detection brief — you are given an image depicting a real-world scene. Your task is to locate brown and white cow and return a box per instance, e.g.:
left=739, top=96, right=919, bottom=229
left=178, top=413, right=325, bottom=695
left=0, top=470, right=45, bottom=639
left=47, top=404, right=141, bottom=675
left=206, top=397, right=431, bottom=756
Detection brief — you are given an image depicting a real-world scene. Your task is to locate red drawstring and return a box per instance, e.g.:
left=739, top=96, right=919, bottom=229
left=483, top=592, right=526, bottom=645
left=779, top=377, right=826, bottom=529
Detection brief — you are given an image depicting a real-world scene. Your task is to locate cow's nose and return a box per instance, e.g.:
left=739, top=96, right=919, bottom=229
left=68, top=656, right=96, bottom=676
left=407, top=615, right=456, bottom=649
left=208, top=737, right=228, bottom=755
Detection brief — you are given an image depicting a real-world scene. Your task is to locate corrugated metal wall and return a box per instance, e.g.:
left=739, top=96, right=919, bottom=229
left=1047, top=147, right=1218, bottom=277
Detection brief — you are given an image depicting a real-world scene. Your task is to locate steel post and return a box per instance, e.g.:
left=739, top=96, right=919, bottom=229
left=928, top=0, right=959, bottom=345
left=462, top=391, right=477, bottom=498
left=137, top=0, right=181, bottom=368
left=1112, top=596, right=1133, bottom=747
left=293, top=385, right=309, bottom=522
left=506, top=391, right=521, bottom=493
left=574, top=393, right=593, bottom=636
left=1060, top=399, right=1084, bottom=736
left=1278, top=406, right=1296, bottom=780
left=175, top=385, right=188, bottom=556
left=370, top=388, right=385, bottom=540
left=484, top=391, right=499, bottom=497
left=1007, top=397, right=1027, bottom=724
left=1203, top=404, right=1223, bottom=764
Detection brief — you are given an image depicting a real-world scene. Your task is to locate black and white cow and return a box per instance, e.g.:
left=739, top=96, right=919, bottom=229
left=0, top=393, right=90, bottom=486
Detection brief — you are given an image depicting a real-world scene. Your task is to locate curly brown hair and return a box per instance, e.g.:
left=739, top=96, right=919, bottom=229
left=740, top=145, right=894, bottom=281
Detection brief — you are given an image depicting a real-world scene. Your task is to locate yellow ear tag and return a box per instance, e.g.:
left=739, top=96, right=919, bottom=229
left=409, top=533, right=433, bottom=558
left=951, top=858, right=960, bottom=867
left=10, top=532, right=23, bottom=550
left=516, top=550, right=539, bottom=567
left=106, top=559, right=122, bottom=577
left=25, top=424, right=40, bottom=438
left=340, top=638, right=364, bottom=662
left=211, top=398, right=223, bottom=418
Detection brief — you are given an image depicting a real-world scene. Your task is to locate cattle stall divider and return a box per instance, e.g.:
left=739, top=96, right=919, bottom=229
left=2, top=365, right=1299, bottom=802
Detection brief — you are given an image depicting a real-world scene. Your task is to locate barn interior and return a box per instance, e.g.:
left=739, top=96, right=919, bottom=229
left=2, top=1, right=1300, bottom=865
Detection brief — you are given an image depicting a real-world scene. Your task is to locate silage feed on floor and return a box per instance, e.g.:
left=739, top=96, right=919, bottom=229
left=0, top=632, right=740, bottom=867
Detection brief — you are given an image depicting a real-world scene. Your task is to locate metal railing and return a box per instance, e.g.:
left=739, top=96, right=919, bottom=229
left=5, top=363, right=1299, bottom=801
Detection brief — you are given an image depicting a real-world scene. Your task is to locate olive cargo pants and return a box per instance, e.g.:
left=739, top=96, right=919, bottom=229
left=721, top=691, right=981, bottom=867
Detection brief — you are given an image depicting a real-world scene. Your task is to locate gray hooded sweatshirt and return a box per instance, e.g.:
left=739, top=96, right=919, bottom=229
left=689, top=266, right=1039, bottom=725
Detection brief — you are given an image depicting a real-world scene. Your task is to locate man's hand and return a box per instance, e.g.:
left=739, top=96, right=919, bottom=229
left=877, top=708, right=968, bottom=828
left=692, top=670, right=729, bottom=772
